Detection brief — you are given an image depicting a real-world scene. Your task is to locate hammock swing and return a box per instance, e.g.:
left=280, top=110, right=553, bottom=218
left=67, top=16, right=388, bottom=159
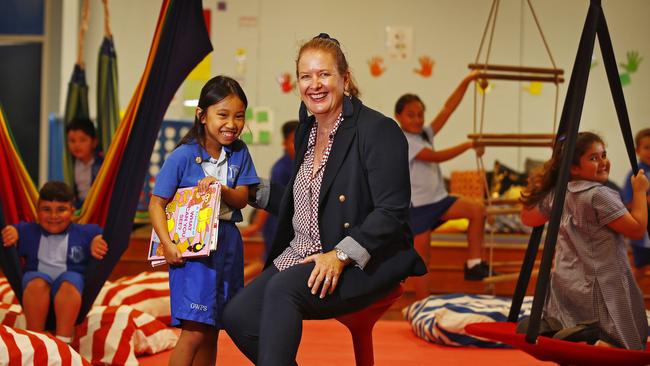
left=468, top=0, right=563, bottom=285
left=466, top=1, right=650, bottom=364
left=0, top=0, right=212, bottom=327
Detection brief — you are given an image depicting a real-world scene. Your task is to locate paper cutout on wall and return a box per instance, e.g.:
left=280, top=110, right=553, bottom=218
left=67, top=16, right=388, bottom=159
left=277, top=73, right=295, bottom=93
left=414, top=56, right=434, bottom=78
left=235, top=48, right=247, bottom=76
left=385, top=26, right=413, bottom=60
left=523, top=81, right=543, bottom=95
left=618, top=50, right=642, bottom=86
left=240, top=106, right=273, bottom=145
left=368, top=57, right=386, bottom=77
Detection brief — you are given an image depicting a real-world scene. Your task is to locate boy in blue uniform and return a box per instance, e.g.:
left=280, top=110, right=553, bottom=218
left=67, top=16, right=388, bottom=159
left=621, top=128, right=650, bottom=283
left=1, top=181, right=108, bottom=343
left=66, top=118, right=104, bottom=207
left=241, top=120, right=298, bottom=260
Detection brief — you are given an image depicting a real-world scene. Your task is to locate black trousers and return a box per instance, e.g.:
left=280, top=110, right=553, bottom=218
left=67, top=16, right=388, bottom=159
left=222, top=263, right=394, bottom=366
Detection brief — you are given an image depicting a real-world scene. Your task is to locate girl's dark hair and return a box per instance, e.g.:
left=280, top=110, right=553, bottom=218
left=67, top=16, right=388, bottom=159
left=39, top=181, right=74, bottom=203
left=395, top=93, right=425, bottom=115
left=296, top=33, right=360, bottom=98
left=177, top=75, right=248, bottom=148
left=521, top=131, right=605, bottom=207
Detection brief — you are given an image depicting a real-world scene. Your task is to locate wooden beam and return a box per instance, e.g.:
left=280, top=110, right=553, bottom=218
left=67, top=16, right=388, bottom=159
left=469, top=63, right=563, bottom=75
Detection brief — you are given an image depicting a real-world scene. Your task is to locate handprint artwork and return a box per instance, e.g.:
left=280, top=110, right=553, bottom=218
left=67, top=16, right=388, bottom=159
left=368, top=56, right=386, bottom=77
left=277, top=73, right=295, bottom=93
left=414, top=56, right=435, bottom=78
left=618, top=50, right=643, bottom=86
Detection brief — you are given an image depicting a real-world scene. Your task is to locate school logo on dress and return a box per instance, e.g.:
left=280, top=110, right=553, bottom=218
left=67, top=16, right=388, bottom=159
left=228, top=165, right=240, bottom=186
left=190, top=303, right=208, bottom=312
left=68, top=246, right=85, bottom=263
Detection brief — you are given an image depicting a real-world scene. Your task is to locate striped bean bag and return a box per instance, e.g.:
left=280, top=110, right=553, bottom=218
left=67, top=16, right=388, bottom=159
left=0, top=277, right=18, bottom=304
left=403, top=293, right=533, bottom=347
left=73, top=305, right=177, bottom=365
left=0, top=303, right=25, bottom=329
left=93, top=272, right=171, bottom=325
left=0, top=325, right=90, bottom=365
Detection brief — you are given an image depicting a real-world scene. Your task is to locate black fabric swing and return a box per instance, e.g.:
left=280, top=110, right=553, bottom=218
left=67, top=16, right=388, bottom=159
left=468, top=0, right=650, bottom=365
left=0, top=0, right=212, bottom=328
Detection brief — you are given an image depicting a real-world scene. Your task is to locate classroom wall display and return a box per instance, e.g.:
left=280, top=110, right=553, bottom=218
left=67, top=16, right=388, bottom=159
left=385, top=26, right=413, bottom=60
left=137, top=119, right=192, bottom=213
left=240, top=106, right=273, bottom=145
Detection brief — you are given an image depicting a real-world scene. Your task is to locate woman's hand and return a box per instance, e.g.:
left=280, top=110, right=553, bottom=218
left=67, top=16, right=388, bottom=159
left=302, top=250, right=347, bottom=299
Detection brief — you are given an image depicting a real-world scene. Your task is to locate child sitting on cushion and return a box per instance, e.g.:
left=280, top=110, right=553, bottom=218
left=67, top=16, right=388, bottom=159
left=1, top=181, right=108, bottom=343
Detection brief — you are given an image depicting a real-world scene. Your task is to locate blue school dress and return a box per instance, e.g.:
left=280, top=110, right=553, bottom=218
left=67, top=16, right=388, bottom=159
left=153, top=140, right=259, bottom=328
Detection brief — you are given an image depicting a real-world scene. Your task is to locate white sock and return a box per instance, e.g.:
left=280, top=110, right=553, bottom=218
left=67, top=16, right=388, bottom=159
left=467, top=258, right=482, bottom=268
left=56, top=335, right=72, bottom=344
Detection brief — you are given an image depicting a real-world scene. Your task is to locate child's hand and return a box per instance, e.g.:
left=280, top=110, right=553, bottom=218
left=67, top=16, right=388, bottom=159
left=1, top=226, right=18, bottom=247
left=631, top=169, right=649, bottom=193
left=197, top=176, right=218, bottom=195
left=90, top=235, right=108, bottom=259
left=163, top=242, right=184, bottom=266
left=471, top=140, right=485, bottom=157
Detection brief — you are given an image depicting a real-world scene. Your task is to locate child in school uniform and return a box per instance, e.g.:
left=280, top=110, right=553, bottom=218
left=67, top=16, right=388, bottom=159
left=149, top=75, right=259, bottom=365
left=620, top=128, right=650, bottom=283
left=66, top=118, right=104, bottom=207
left=521, top=131, right=648, bottom=350
left=395, top=72, right=488, bottom=300
left=1, top=181, right=108, bottom=343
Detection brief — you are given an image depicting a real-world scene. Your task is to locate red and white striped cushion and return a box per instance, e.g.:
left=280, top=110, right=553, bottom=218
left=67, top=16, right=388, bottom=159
left=94, top=272, right=171, bottom=325
left=0, top=303, right=25, bottom=329
left=0, top=277, right=18, bottom=305
left=0, top=325, right=89, bottom=366
left=73, top=305, right=177, bottom=365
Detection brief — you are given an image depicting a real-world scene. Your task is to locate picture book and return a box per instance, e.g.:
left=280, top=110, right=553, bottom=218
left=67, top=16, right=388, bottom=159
left=148, top=183, right=221, bottom=262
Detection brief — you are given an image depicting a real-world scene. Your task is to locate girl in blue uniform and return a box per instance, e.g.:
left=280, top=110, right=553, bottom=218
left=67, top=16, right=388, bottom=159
left=149, top=75, right=259, bottom=365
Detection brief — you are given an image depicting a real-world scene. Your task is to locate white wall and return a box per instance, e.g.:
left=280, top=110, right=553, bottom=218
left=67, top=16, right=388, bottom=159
left=71, top=0, right=650, bottom=187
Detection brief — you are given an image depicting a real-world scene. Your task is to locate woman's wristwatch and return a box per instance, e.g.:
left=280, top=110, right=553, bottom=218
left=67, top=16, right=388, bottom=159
left=335, top=248, right=349, bottom=262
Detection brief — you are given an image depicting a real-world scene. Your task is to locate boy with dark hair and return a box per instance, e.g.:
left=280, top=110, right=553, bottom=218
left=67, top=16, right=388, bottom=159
left=65, top=118, right=104, bottom=207
left=1, top=181, right=108, bottom=343
left=621, top=128, right=650, bottom=283
left=241, top=120, right=299, bottom=259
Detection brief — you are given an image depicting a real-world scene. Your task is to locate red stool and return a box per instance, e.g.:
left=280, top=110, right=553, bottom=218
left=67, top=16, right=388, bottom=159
left=336, top=284, right=404, bottom=366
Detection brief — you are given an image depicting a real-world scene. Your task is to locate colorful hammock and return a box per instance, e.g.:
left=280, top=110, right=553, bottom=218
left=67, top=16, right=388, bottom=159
left=0, top=0, right=212, bottom=324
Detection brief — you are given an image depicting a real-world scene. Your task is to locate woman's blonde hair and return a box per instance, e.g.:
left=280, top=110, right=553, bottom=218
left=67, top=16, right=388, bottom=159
left=295, top=33, right=360, bottom=98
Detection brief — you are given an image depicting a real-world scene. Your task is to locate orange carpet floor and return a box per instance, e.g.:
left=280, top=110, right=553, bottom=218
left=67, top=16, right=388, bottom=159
left=138, top=319, right=555, bottom=365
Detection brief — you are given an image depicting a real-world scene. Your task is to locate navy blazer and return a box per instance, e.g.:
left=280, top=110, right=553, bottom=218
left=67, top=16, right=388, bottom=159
left=264, top=96, right=427, bottom=299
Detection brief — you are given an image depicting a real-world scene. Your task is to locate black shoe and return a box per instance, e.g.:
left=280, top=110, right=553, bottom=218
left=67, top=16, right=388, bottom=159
left=516, top=316, right=563, bottom=337
left=464, top=261, right=499, bottom=281
left=552, top=321, right=600, bottom=345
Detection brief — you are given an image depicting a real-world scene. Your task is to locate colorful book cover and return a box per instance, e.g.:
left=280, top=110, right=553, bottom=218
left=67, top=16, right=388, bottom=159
left=148, top=183, right=221, bottom=262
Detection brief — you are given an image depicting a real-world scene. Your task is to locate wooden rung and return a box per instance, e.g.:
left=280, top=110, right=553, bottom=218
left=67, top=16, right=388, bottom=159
left=486, top=207, right=521, bottom=216
left=468, top=133, right=555, bottom=140
left=469, top=63, right=564, bottom=75
left=483, top=269, right=539, bottom=283
left=475, top=140, right=554, bottom=147
left=478, top=72, right=564, bottom=83
left=487, top=198, right=520, bottom=205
